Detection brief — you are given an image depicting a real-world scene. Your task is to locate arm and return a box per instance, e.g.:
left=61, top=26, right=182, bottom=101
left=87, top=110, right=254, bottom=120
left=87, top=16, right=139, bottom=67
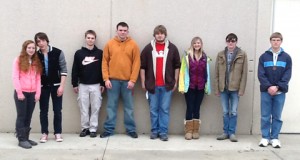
left=172, top=47, right=181, bottom=92
left=57, top=76, right=66, bottom=97
left=214, top=54, right=220, bottom=96
left=35, top=71, right=41, bottom=101
left=102, top=44, right=112, bottom=89
left=127, top=42, right=141, bottom=89
left=172, top=68, right=179, bottom=92
left=57, top=51, right=67, bottom=96
left=71, top=52, right=79, bottom=93
left=258, top=54, right=272, bottom=90
left=277, top=54, right=292, bottom=92
left=71, top=52, right=79, bottom=87
left=140, top=69, right=146, bottom=91
left=99, top=51, right=105, bottom=87
left=102, top=44, right=110, bottom=82
left=12, top=58, right=25, bottom=100
left=238, top=52, right=248, bottom=96
left=129, top=42, right=141, bottom=83
left=140, top=47, right=147, bottom=91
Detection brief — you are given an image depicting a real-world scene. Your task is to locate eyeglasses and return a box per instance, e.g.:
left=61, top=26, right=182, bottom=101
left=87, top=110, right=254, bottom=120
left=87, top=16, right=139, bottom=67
left=226, top=40, right=236, bottom=43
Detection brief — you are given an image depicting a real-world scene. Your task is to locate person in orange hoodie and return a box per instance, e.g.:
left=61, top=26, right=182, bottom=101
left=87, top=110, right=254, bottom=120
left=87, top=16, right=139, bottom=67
left=101, top=22, right=140, bottom=138
left=12, top=40, right=42, bottom=149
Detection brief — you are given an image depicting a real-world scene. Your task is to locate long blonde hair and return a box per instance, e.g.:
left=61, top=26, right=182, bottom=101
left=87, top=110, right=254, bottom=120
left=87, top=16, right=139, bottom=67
left=187, top=36, right=203, bottom=61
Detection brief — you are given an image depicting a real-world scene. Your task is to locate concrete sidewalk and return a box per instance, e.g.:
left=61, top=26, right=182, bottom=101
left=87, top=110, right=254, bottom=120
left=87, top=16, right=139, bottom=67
left=0, top=133, right=299, bottom=160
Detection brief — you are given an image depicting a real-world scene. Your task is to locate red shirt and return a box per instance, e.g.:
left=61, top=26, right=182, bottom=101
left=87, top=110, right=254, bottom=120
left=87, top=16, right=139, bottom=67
left=155, top=42, right=165, bottom=86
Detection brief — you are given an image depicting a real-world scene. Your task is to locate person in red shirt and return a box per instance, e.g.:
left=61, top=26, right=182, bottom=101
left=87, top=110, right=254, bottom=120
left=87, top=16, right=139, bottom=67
left=140, top=25, right=181, bottom=141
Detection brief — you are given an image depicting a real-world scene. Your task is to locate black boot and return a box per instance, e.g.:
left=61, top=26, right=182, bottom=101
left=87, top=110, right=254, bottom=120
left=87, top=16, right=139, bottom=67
left=16, top=128, right=32, bottom=149
left=26, top=127, right=38, bottom=146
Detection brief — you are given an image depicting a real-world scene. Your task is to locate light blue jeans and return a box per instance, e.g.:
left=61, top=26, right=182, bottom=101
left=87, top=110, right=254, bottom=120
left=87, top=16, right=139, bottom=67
left=220, top=90, right=239, bottom=135
left=260, top=92, right=285, bottom=139
left=148, top=87, right=173, bottom=135
left=103, top=80, right=136, bottom=133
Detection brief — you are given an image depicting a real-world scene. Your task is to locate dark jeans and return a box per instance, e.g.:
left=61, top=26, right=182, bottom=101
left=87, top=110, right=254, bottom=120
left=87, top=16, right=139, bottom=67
left=39, top=86, right=62, bottom=134
left=184, top=88, right=204, bottom=120
left=14, top=91, right=36, bottom=129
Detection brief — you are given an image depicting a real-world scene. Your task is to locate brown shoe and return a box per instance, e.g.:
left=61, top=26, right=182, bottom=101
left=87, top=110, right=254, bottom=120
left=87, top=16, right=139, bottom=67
left=192, top=119, right=201, bottom=139
left=184, top=120, right=193, bottom=140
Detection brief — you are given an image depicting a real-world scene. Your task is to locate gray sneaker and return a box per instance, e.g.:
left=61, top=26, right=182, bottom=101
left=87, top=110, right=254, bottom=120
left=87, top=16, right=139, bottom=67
left=216, top=133, right=229, bottom=140
left=229, top=134, right=238, bottom=142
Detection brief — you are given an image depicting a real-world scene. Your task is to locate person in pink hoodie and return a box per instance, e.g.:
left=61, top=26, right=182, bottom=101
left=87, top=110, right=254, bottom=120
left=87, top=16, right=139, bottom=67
left=12, top=40, right=42, bottom=149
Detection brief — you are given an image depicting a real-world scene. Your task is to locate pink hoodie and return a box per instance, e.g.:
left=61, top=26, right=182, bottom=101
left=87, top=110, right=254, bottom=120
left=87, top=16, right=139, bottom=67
left=12, top=57, right=41, bottom=99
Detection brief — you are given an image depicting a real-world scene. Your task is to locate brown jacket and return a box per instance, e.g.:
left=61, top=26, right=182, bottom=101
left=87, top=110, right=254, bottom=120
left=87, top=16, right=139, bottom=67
left=140, top=40, right=181, bottom=94
left=214, top=48, right=248, bottom=95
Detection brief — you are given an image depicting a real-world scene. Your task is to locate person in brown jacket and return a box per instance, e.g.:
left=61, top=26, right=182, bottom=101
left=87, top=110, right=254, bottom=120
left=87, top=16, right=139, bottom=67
left=140, top=25, right=181, bottom=141
left=214, top=33, right=248, bottom=142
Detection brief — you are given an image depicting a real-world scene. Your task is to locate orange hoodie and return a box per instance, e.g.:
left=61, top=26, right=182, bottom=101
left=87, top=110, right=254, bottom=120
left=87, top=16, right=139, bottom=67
left=102, top=36, right=140, bottom=82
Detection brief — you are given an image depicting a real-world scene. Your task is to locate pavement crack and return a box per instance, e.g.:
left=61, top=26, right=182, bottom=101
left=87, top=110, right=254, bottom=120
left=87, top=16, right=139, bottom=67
left=101, top=137, right=109, bottom=160
left=270, top=150, right=284, bottom=160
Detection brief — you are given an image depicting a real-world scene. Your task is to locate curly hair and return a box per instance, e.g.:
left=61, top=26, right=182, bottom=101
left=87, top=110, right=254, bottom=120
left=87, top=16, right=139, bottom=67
left=19, top=40, right=42, bottom=73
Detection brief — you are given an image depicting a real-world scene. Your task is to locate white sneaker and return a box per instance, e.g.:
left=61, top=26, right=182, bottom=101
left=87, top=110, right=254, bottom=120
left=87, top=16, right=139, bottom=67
left=40, top=133, right=48, bottom=143
left=259, top=138, right=269, bottom=147
left=55, top=134, right=63, bottom=142
left=271, top=139, right=281, bottom=148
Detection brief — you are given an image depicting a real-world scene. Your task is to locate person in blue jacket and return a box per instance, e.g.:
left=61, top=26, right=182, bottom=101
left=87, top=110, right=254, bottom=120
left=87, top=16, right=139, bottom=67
left=258, top=32, right=292, bottom=148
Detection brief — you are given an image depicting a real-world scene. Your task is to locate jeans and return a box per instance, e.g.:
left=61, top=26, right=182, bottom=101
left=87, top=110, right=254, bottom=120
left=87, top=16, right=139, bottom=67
left=148, top=86, right=173, bottom=135
left=220, top=89, right=239, bottom=135
left=103, top=80, right=136, bottom=133
left=184, top=88, right=204, bottom=120
left=14, top=91, right=36, bottom=129
left=260, top=92, right=285, bottom=139
left=39, top=86, right=63, bottom=134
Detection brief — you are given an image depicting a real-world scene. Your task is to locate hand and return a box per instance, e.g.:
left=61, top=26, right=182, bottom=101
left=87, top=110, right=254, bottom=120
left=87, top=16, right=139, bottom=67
left=73, top=87, right=79, bottom=94
left=215, top=92, right=220, bottom=97
left=172, top=84, right=177, bottom=92
left=57, top=86, right=64, bottom=97
left=105, top=80, right=112, bottom=89
left=100, top=86, right=105, bottom=93
left=18, top=94, right=25, bottom=101
left=35, top=97, right=40, bottom=102
left=127, top=81, right=135, bottom=90
left=238, top=92, right=244, bottom=96
left=141, top=82, right=146, bottom=91
left=268, top=86, right=278, bottom=96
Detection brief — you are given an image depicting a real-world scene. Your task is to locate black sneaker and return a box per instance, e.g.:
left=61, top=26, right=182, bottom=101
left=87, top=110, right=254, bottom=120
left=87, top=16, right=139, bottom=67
left=90, top=132, right=97, bottom=138
left=128, top=132, right=138, bottom=138
left=150, top=133, right=158, bottom=139
left=100, top=131, right=113, bottom=138
left=159, top=134, right=168, bottom=141
left=79, top=129, right=90, bottom=137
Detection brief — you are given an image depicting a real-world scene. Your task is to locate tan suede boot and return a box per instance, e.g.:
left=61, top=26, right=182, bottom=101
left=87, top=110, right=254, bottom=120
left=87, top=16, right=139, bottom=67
left=192, top=119, right=201, bottom=139
left=184, top=120, right=193, bottom=140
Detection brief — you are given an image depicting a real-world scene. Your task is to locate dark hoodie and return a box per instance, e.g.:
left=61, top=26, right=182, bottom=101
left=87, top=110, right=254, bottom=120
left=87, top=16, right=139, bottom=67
left=72, top=46, right=104, bottom=87
left=258, top=48, right=292, bottom=93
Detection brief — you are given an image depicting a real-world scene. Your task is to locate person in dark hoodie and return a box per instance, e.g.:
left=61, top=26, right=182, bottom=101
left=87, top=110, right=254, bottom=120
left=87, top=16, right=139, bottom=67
left=72, top=30, right=105, bottom=138
left=258, top=32, right=292, bottom=148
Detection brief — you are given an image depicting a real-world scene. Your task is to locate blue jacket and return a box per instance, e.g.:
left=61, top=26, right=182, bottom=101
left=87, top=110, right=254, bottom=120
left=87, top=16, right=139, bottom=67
left=258, top=48, right=292, bottom=93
